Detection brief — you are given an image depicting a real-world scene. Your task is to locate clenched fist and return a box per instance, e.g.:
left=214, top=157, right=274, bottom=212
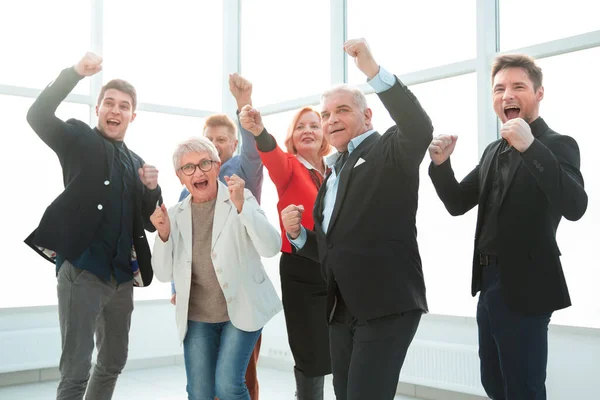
left=429, top=134, right=458, bottom=166
left=150, top=203, right=170, bottom=242
left=239, top=104, right=264, bottom=137
left=138, top=163, right=159, bottom=190
left=74, top=52, right=103, bottom=77
left=281, top=204, right=305, bottom=240
left=500, top=118, right=534, bottom=152
left=225, top=174, right=245, bottom=213
left=344, top=38, right=379, bottom=80
left=229, top=73, right=253, bottom=111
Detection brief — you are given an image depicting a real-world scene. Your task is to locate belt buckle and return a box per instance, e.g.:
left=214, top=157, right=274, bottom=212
left=479, top=254, right=489, bottom=266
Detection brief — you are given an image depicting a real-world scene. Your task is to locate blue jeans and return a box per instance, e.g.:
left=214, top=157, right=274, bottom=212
left=477, top=262, right=552, bottom=400
left=183, top=320, right=262, bottom=400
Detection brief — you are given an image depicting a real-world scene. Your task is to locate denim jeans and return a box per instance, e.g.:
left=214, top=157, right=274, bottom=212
left=477, top=262, right=552, bottom=400
left=183, top=320, right=262, bottom=400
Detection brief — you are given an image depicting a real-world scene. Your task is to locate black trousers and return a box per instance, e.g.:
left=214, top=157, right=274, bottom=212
left=477, top=262, right=551, bottom=400
left=280, top=252, right=332, bottom=377
left=329, top=293, right=421, bottom=400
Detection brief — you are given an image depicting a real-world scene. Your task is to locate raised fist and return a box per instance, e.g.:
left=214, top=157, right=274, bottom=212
left=239, top=104, right=264, bottom=137
left=74, top=52, right=103, bottom=77
left=344, top=38, right=379, bottom=80
left=229, top=73, right=253, bottom=111
left=428, top=134, right=458, bottom=166
left=281, top=204, right=305, bottom=240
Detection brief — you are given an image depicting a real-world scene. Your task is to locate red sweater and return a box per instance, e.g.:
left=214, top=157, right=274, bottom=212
left=259, top=144, right=324, bottom=254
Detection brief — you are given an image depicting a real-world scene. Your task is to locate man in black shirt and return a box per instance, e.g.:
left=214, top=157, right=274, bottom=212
left=428, top=54, right=587, bottom=399
left=25, top=52, right=162, bottom=399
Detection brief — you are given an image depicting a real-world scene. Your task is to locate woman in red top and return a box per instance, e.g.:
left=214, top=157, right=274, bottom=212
left=241, top=105, right=332, bottom=399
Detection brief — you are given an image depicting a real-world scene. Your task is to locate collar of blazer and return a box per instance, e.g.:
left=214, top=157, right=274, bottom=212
left=175, top=180, right=233, bottom=258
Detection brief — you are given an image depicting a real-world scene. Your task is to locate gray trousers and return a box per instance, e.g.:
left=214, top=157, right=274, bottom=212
left=56, top=260, right=134, bottom=400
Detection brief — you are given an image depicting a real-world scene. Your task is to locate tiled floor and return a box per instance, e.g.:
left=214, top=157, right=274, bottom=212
left=0, top=365, right=417, bottom=399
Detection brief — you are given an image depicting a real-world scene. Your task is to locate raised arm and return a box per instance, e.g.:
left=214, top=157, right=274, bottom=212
left=428, top=134, right=480, bottom=216
left=27, top=53, right=103, bottom=156
left=344, top=39, right=433, bottom=167
left=239, top=104, right=294, bottom=190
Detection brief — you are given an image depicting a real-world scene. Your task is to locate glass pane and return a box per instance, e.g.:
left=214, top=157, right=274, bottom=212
left=347, top=0, right=476, bottom=84
left=0, top=96, right=90, bottom=307
left=368, top=74, right=479, bottom=317
left=535, top=48, right=600, bottom=328
left=0, top=0, right=90, bottom=94
left=103, top=0, right=223, bottom=110
left=124, top=111, right=206, bottom=300
left=500, top=0, right=600, bottom=50
left=241, top=0, right=331, bottom=106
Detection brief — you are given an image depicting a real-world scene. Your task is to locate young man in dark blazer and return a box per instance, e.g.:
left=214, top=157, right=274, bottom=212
left=427, top=54, right=587, bottom=399
left=281, top=38, right=434, bottom=400
left=25, top=52, right=162, bottom=399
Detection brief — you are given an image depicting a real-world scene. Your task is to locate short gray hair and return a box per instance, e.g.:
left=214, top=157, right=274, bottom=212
left=321, top=84, right=368, bottom=112
left=172, top=136, right=221, bottom=171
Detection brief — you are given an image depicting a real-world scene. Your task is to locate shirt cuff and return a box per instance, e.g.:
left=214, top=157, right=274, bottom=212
left=368, top=66, right=395, bottom=93
left=287, top=226, right=307, bottom=250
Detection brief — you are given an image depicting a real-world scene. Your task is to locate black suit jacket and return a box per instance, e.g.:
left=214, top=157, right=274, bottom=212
left=296, top=77, right=434, bottom=322
left=24, top=67, right=162, bottom=287
left=429, top=117, right=587, bottom=314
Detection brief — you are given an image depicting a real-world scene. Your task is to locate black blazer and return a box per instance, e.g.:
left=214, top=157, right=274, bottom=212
left=24, top=68, right=162, bottom=286
left=297, top=77, right=434, bottom=322
left=429, top=117, right=587, bottom=315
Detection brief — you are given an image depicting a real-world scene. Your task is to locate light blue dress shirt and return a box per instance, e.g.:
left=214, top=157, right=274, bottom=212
left=289, top=66, right=395, bottom=249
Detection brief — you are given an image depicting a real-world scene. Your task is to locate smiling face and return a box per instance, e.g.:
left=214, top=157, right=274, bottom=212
left=320, top=89, right=372, bottom=152
left=492, top=67, right=544, bottom=124
left=176, top=151, right=220, bottom=203
left=204, top=125, right=237, bottom=164
left=291, top=110, right=324, bottom=158
left=95, top=89, right=136, bottom=141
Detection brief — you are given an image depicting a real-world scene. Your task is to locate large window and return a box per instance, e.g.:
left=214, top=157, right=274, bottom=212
left=347, top=0, right=476, bottom=84
left=0, top=0, right=90, bottom=93
left=103, top=0, right=223, bottom=110
left=500, top=0, right=600, bottom=50
left=534, top=48, right=600, bottom=328
left=241, top=0, right=331, bottom=107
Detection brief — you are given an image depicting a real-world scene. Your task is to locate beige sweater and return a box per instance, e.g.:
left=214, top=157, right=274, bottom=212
left=187, top=199, right=229, bottom=323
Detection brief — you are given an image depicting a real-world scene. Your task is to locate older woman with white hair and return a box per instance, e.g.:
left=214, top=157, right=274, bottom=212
left=150, top=136, right=282, bottom=400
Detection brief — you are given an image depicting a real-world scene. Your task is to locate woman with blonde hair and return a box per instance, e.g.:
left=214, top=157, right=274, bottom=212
left=240, top=105, right=332, bottom=399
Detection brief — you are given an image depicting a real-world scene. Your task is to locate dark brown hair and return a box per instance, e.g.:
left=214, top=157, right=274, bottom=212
left=491, top=54, right=543, bottom=90
left=97, top=79, right=137, bottom=111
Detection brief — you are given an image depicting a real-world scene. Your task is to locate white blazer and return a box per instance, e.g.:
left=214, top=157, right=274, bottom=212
left=152, top=181, right=283, bottom=343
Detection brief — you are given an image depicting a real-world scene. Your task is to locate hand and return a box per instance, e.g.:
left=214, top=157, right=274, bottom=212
left=229, top=73, right=253, bottom=111
left=239, top=104, right=264, bottom=137
left=150, top=204, right=170, bottom=242
left=74, top=52, right=103, bottom=77
left=281, top=204, right=305, bottom=240
left=225, top=174, right=245, bottom=213
left=429, top=134, right=458, bottom=166
left=170, top=293, right=176, bottom=306
left=500, top=118, right=534, bottom=152
left=138, top=163, right=159, bottom=190
left=344, top=38, right=379, bottom=80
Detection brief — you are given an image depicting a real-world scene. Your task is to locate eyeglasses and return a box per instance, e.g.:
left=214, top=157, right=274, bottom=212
left=179, top=160, right=217, bottom=176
